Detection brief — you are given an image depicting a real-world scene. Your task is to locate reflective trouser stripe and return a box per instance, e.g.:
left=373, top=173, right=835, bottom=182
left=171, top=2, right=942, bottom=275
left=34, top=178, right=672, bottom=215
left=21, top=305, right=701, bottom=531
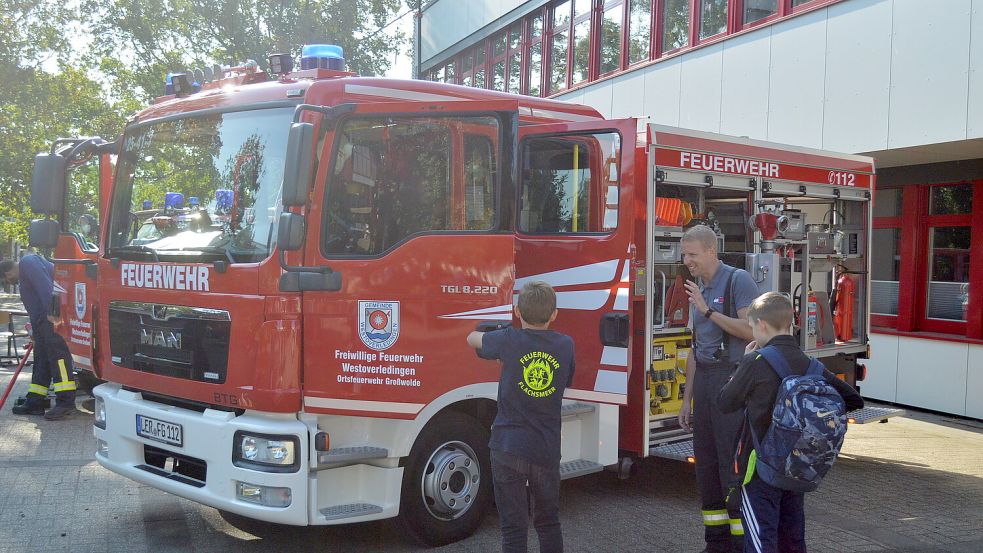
left=702, top=510, right=730, bottom=525
left=28, top=383, right=49, bottom=396
left=730, top=518, right=744, bottom=536
left=52, top=359, right=76, bottom=392
left=52, top=380, right=77, bottom=392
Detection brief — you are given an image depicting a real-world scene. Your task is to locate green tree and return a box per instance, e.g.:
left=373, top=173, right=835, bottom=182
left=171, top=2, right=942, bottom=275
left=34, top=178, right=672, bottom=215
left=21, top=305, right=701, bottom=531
left=89, top=0, right=404, bottom=102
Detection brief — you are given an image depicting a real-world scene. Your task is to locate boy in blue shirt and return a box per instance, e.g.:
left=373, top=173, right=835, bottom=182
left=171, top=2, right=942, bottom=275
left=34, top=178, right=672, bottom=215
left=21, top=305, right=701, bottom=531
left=467, top=281, right=575, bottom=553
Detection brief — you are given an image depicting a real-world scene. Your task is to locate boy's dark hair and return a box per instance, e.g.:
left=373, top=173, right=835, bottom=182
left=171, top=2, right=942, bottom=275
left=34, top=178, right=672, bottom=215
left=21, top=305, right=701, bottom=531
left=517, top=281, right=556, bottom=325
left=747, top=291, right=793, bottom=331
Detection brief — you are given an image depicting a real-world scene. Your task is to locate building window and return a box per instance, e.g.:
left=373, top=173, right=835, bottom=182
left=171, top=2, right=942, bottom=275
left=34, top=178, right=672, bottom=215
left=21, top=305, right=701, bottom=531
left=443, top=60, right=456, bottom=84
left=871, top=228, right=901, bottom=316
left=699, top=0, right=728, bottom=40
left=571, top=0, right=593, bottom=85
left=460, top=51, right=473, bottom=87
left=627, top=0, right=652, bottom=64
left=662, top=0, right=691, bottom=53
left=599, top=1, right=625, bottom=76
left=490, top=31, right=508, bottom=91
left=507, top=23, right=523, bottom=93
left=474, top=44, right=487, bottom=88
left=550, top=0, right=572, bottom=93
left=743, top=0, right=778, bottom=24
left=927, top=226, right=971, bottom=322
left=527, top=10, right=545, bottom=96
left=929, top=182, right=973, bottom=215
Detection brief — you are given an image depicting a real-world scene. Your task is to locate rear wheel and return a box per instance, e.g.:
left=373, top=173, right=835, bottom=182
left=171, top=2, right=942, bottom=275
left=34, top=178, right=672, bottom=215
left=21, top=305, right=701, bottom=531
left=396, top=411, right=492, bottom=546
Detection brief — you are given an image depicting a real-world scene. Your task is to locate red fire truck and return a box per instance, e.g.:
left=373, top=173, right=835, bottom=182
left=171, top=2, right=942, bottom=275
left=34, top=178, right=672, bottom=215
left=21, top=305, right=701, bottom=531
left=29, top=45, right=899, bottom=546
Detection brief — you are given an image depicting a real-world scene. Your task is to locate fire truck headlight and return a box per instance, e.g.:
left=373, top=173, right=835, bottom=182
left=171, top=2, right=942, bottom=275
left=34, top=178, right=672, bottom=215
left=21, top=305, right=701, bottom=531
left=233, top=432, right=299, bottom=472
left=94, top=396, right=106, bottom=429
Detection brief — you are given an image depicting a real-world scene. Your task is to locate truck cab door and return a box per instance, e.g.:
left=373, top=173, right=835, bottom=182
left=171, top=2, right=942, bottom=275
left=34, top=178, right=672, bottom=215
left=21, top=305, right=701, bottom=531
left=51, top=153, right=111, bottom=378
left=298, top=99, right=520, bottom=418
left=516, top=118, right=637, bottom=405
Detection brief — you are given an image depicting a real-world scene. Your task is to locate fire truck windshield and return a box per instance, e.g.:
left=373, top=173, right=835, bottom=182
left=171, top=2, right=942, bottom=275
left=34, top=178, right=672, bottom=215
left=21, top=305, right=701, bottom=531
left=108, top=107, right=292, bottom=263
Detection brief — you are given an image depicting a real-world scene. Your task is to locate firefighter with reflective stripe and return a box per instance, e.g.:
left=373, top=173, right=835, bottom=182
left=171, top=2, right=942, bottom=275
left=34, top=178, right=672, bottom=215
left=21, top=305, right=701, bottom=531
left=1, top=255, right=78, bottom=420
left=677, top=226, right=758, bottom=553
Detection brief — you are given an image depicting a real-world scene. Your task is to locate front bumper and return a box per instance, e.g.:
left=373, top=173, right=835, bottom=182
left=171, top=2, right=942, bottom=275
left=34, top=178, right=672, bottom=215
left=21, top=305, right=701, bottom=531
left=93, top=383, right=311, bottom=525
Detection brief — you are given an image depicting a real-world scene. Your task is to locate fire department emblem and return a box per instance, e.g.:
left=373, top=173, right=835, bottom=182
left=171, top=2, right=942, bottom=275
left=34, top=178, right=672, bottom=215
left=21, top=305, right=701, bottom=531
left=358, top=300, right=400, bottom=351
left=74, top=283, right=87, bottom=320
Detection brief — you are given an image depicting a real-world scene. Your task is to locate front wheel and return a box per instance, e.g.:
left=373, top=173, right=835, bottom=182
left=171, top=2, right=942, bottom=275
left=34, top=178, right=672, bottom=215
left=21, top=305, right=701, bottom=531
left=396, top=411, right=492, bottom=546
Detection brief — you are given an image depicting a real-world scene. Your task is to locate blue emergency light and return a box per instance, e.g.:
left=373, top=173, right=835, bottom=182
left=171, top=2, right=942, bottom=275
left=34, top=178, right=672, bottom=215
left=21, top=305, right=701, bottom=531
left=300, top=44, right=346, bottom=71
left=142, top=200, right=153, bottom=210
left=165, top=192, right=185, bottom=209
left=189, top=196, right=200, bottom=207
left=215, top=189, right=233, bottom=211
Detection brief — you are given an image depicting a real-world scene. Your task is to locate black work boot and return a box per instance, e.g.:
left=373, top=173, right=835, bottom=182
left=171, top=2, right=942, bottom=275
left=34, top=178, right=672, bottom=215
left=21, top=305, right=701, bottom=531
left=12, top=399, right=45, bottom=416
left=43, top=403, right=78, bottom=420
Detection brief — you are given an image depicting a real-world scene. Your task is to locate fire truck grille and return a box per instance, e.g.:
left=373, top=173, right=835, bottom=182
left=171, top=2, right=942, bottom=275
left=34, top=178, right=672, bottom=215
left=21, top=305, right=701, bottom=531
left=108, top=301, right=231, bottom=384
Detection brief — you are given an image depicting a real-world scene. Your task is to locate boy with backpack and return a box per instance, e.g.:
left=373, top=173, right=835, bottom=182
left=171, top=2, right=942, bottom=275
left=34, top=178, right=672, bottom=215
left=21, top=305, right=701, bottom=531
left=718, top=292, right=863, bottom=553
left=467, top=281, right=575, bottom=553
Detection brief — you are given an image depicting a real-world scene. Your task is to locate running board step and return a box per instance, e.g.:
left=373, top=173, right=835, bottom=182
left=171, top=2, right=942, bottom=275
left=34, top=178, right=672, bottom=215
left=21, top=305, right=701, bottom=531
left=559, top=459, right=604, bottom=480
left=650, top=439, right=695, bottom=463
left=846, top=406, right=905, bottom=424
left=319, top=503, right=383, bottom=521
left=317, top=446, right=389, bottom=465
left=561, top=402, right=596, bottom=418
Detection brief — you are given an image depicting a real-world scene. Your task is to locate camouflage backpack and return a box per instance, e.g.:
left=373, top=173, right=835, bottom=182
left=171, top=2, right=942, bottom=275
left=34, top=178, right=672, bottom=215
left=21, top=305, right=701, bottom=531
left=750, top=347, right=848, bottom=492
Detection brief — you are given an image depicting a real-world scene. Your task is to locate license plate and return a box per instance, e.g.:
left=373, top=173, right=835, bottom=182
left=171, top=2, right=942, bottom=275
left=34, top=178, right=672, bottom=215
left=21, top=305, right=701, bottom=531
left=136, top=414, right=183, bottom=447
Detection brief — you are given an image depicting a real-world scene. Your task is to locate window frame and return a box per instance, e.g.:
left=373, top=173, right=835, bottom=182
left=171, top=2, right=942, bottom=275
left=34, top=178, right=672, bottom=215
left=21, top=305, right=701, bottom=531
left=524, top=9, right=546, bottom=96
left=319, top=111, right=508, bottom=260
left=626, top=0, right=656, bottom=66
left=873, top=180, right=983, bottom=340
left=597, top=0, right=627, bottom=78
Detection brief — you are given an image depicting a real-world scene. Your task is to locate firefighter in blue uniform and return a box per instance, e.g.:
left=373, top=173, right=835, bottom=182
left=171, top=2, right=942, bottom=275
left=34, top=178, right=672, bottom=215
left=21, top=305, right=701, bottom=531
left=677, top=226, right=758, bottom=553
left=1, top=254, right=78, bottom=420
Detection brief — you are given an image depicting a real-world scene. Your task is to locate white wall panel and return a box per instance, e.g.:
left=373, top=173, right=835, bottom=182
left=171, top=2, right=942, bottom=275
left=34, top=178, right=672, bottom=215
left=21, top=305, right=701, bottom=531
left=968, top=0, right=983, bottom=139
left=864, top=333, right=900, bottom=402
left=966, top=345, right=983, bottom=419
left=768, top=9, right=827, bottom=148
left=678, top=44, right=724, bottom=133
left=609, top=71, right=647, bottom=119
left=642, top=57, right=682, bottom=126
left=822, top=0, right=892, bottom=153
left=888, top=0, right=972, bottom=148
left=896, top=338, right=968, bottom=416
left=719, top=29, right=772, bottom=140
left=581, top=85, right=614, bottom=119
left=421, top=1, right=470, bottom=62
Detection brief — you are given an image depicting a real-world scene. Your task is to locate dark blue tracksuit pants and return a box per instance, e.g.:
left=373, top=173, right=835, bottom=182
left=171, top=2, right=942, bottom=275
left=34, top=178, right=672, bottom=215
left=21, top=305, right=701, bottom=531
left=740, top=475, right=806, bottom=553
left=491, top=449, right=563, bottom=553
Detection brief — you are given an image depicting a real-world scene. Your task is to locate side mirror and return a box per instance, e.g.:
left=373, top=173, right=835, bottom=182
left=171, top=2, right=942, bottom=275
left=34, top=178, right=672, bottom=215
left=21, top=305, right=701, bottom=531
left=282, top=122, right=315, bottom=207
left=28, top=219, right=60, bottom=249
left=277, top=212, right=306, bottom=251
left=31, top=153, right=67, bottom=215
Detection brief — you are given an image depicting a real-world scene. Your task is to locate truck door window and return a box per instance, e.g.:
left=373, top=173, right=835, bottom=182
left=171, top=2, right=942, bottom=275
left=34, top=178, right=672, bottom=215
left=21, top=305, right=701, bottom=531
left=65, top=164, right=102, bottom=251
left=519, top=132, right=621, bottom=234
left=323, top=115, right=500, bottom=256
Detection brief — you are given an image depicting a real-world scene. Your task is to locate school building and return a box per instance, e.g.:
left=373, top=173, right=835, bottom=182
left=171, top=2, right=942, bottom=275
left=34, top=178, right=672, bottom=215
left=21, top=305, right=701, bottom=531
left=415, top=0, right=983, bottom=419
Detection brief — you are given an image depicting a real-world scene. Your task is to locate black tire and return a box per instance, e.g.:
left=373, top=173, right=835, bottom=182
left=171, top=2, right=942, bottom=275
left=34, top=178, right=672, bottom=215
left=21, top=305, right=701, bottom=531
left=395, top=411, right=492, bottom=546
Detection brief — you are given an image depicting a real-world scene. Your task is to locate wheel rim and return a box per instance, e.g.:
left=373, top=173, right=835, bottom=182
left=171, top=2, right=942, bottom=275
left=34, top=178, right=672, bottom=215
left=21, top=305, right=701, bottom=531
left=420, top=440, right=481, bottom=521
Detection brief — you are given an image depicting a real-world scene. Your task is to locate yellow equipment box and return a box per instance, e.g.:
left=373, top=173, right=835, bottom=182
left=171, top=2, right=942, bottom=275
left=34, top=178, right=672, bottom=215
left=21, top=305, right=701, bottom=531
left=650, top=332, right=692, bottom=416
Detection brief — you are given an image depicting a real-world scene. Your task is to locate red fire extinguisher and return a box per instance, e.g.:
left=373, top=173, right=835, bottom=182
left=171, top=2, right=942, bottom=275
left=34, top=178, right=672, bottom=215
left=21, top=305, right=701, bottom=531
left=833, top=274, right=855, bottom=341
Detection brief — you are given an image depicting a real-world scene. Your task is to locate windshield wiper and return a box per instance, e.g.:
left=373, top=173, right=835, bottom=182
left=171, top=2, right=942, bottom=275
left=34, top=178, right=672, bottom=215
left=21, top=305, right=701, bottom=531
left=158, top=246, right=235, bottom=272
left=111, top=245, right=160, bottom=262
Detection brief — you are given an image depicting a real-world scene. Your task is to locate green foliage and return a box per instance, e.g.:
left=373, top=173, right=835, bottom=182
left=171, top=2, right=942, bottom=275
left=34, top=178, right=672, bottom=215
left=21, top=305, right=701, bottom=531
left=0, top=0, right=404, bottom=247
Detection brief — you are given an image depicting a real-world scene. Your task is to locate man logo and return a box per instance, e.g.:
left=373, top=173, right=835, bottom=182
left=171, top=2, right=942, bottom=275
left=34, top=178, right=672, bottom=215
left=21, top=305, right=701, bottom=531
left=358, top=300, right=400, bottom=351
left=140, top=329, right=182, bottom=349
